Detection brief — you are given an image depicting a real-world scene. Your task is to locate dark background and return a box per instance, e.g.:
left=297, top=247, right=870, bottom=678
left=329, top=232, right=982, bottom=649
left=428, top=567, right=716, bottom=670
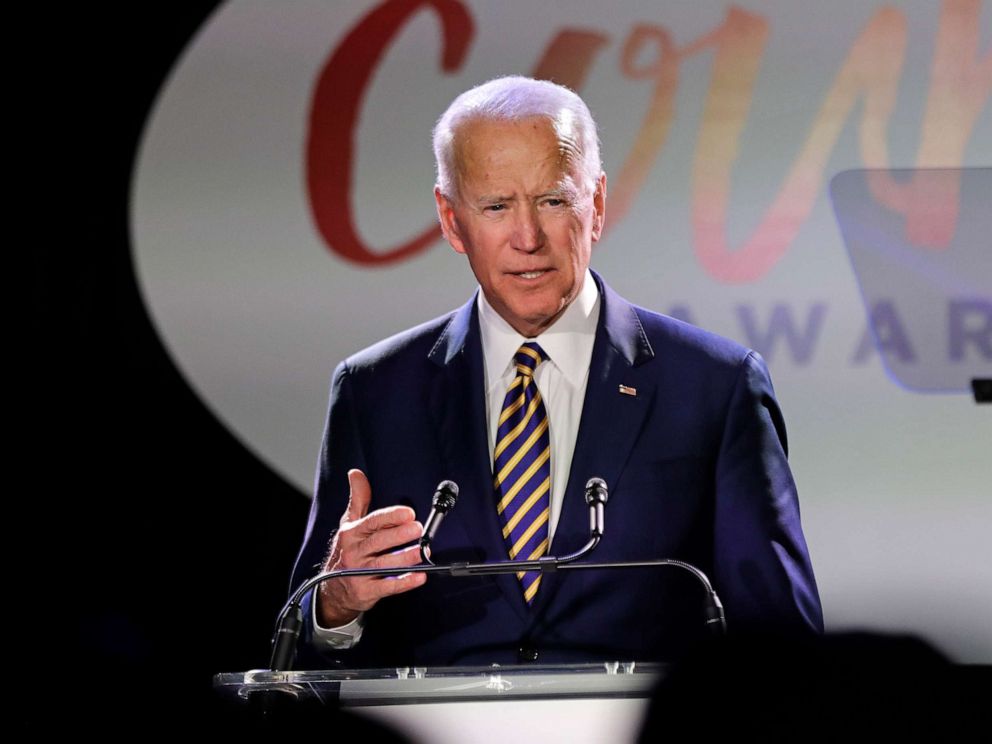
left=31, top=4, right=309, bottom=728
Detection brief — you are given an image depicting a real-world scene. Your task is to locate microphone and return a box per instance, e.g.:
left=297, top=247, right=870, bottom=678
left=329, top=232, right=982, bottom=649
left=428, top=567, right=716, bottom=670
left=266, top=475, right=726, bottom=674
left=420, top=480, right=459, bottom=563
left=584, top=477, right=608, bottom=539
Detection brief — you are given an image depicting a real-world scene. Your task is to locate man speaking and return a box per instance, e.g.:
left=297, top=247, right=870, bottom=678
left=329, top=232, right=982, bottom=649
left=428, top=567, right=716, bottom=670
left=290, top=76, right=823, bottom=668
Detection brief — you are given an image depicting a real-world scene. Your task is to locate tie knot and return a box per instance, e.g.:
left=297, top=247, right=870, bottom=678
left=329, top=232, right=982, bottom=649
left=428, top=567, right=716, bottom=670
left=514, top=342, right=547, bottom=377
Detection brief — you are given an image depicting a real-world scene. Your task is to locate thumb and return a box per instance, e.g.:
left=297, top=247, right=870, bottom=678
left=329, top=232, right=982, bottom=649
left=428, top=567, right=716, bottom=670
left=344, top=468, right=372, bottom=522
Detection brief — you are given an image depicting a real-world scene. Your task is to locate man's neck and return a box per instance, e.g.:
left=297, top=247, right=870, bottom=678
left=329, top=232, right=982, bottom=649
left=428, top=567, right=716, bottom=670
left=477, top=270, right=599, bottom=341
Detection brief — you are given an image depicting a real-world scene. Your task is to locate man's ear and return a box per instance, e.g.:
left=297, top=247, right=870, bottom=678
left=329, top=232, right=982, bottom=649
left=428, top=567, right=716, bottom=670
left=591, top=173, right=607, bottom=243
left=435, top=186, right=467, bottom=255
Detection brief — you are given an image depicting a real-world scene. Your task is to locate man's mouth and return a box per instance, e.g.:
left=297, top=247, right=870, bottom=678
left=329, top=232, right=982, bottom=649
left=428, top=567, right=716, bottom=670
left=512, top=270, right=548, bottom=279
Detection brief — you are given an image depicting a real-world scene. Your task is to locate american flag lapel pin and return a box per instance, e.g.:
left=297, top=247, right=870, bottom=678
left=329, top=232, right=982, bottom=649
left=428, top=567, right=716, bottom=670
left=618, top=384, right=637, bottom=397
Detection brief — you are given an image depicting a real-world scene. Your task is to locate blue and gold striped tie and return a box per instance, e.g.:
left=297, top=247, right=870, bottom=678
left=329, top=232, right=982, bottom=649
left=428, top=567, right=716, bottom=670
left=494, top=342, right=551, bottom=604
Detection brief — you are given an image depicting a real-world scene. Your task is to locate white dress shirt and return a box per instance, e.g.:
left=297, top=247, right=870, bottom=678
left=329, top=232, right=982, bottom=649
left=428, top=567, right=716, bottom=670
left=478, top=270, right=600, bottom=541
left=314, top=271, right=601, bottom=647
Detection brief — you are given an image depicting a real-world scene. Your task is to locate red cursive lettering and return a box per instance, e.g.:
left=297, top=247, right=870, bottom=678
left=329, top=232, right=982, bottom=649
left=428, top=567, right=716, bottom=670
left=307, top=0, right=473, bottom=265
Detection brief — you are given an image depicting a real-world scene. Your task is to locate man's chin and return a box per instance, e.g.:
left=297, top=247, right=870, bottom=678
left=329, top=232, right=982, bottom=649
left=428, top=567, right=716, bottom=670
left=506, top=302, right=571, bottom=337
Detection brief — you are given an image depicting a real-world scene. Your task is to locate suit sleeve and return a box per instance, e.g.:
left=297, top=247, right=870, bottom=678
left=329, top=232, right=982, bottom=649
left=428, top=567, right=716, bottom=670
left=289, top=360, right=369, bottom=667
left=713, top=351, right=824, bottom=634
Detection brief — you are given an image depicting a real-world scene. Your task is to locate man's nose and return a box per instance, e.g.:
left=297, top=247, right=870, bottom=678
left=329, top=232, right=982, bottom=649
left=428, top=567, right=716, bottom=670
left=511, top=207, right=545, bottom=252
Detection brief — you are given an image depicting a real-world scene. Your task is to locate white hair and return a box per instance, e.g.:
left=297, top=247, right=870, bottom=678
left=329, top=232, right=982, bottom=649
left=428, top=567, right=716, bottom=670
left=432, top=76, right=602, bottom=199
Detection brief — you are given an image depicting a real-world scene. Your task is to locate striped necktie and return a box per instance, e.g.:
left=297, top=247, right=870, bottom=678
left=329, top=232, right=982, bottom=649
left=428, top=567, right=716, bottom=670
left=494, top=342, right=551, bottom=604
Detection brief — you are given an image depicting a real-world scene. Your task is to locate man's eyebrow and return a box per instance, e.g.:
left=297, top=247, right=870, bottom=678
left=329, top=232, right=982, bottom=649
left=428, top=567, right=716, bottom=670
left=537, top=183, right=583, bottom=200
left=475, top=185, right=576, bottom=204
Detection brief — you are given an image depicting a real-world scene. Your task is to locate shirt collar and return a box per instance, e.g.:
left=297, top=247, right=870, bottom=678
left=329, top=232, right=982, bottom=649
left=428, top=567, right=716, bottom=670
left=478, top=269, right=601, bottom=392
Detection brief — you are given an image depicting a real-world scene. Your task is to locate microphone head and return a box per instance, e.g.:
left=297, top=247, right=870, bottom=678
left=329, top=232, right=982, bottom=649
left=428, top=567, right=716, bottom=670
left=584, top=477, right=608, bottom=505
left=433, top=480, right=459, bottom=512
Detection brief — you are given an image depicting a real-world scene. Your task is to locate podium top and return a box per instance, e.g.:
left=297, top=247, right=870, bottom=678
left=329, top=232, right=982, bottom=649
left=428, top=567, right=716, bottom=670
left=214, top=662, right=666, bottom=707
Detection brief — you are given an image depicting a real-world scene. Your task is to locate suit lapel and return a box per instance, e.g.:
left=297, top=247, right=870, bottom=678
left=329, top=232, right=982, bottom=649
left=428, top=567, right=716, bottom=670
left=428, top=295, right=531, bottom=622
left=534, top=274, right=657, bottom=615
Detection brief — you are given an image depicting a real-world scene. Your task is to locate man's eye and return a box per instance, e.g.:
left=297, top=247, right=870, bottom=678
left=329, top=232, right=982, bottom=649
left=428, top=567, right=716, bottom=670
left=484, top=204, right=505, bottom=212
left=544, top=198, right=565, bottom=208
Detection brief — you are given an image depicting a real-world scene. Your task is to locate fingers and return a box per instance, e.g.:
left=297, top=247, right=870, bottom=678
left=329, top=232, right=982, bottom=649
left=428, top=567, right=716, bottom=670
left=317, top=543, right=427, bottom=627
left=364, top=522, right=422, bottom=561
left=374, top=568, right=428, bottom=598
left=343, top=468, right=372, bottom=522
left=357, top=504, right=420, bottom=536
left=343, top=469, right=419, bottom=538
left=358, top=544, right=428, bottom=598
left=317, top=470, right=428, bottom=626
left=341, top=469, right=421, bottom=552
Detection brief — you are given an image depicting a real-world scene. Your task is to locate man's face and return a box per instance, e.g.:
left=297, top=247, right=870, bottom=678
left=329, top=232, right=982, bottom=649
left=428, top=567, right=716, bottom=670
left=435, top=116, right=606, bottom=338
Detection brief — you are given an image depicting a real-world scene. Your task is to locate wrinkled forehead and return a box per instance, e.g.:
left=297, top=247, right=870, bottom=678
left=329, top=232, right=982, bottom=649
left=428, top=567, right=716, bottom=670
left=451, top=113, right=586, bottom=190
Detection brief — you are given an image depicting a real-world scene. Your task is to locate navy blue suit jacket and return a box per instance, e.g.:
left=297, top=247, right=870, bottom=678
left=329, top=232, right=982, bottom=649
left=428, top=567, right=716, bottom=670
left=291, top=273, right=822, bottom=668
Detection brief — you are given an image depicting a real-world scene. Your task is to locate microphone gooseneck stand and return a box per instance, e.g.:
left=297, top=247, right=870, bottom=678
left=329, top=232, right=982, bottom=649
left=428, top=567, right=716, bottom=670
left=267, top=477, right=726, bottom=673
